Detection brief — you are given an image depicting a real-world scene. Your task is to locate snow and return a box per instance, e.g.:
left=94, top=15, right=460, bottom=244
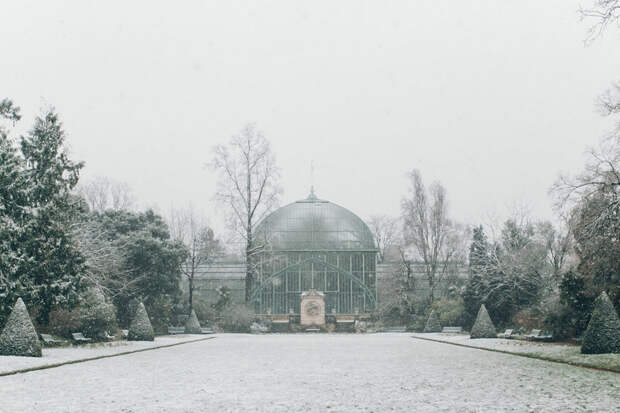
left=411, top=332, right=620, bottom=371
left=0, top=334, right=207, bottom=375
left=0, top=333, right=618, bottom=412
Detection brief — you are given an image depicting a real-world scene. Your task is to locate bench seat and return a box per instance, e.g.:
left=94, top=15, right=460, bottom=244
left=167, top=326, right=185, bottom=335
left=71, top=332, right=92, bottom=344
left=441, top=327, right=463, bottom=333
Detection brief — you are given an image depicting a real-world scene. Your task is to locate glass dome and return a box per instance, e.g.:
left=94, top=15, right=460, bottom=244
left=254, top=189, right=376, bottom=251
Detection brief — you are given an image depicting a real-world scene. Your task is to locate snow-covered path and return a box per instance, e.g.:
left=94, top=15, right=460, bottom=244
left=0, top=333, right=618, bottom=412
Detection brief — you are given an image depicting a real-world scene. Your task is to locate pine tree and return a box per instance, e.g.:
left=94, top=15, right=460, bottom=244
left=470, top=304, right=497, bottom=338
left=581, top=292, right=620, bottom=354
left=0, top=101, right=30, bottom=327
left=16, top=110, right=85, bottom=324
left=463, top=226, right=489, bottom=327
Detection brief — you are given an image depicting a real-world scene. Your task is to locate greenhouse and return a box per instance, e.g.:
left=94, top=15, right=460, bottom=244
left=251, top=189, right=378, bottom=317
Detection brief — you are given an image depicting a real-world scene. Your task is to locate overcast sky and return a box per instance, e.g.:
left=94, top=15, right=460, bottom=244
left=3, top=0, right=620, bottom=234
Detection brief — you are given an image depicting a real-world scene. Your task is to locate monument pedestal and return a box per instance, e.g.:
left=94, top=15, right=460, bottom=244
left=300, top=289, right=325, bottom=327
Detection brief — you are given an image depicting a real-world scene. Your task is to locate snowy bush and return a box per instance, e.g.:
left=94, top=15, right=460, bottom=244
left=431, top=298, right=465, bottom=327
left=184, top=309, right=202, bottom=333
left=218, top=304, right=255, bottom=333
left=79, top=288, right=117, bottom=340
left=48, top=309, right=82, bottom=338
left=423, top=310, right=442, bottom=333
left=145, top=297, right=176, bottom=334
left=0, top=298, right=42, bottom=357
left=581, top=292, right=620, bottom=354
left=191, top=300, right=216, bottom=325
left=470, top=304, right=497, bottom=339
left=128, top=302, right=154, bottom=341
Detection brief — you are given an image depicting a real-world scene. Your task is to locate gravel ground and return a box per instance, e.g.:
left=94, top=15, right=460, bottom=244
left=0, top=333, right=618, bottom=412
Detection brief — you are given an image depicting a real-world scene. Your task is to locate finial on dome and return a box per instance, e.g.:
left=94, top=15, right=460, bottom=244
left=308, top=186, right=317, bottom=200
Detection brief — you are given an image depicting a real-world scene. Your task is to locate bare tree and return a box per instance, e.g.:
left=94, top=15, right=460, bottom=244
left=168, top=206, right=223, bottom=314
left=536, top=220, right=574, bottom=283
left=368, top=215, right=400, bottom=262
left=580, top=0, right=620, bottom=44
left=552, top=137, right=620, bottom=234
left=401, top=170, right=462, bottom=303
left=77, top=176, right=135, bottom=212
left=71, top=218, right=134, bottom=298
left=210, top=123, right=281, bottom=302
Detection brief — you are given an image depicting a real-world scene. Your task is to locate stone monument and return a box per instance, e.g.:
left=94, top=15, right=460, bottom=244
left=300, top=289, right=325, bottom=327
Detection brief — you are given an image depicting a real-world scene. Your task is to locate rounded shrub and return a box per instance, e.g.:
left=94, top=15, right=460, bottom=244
left=79, top=288, right=117, bottom=340
left=128, top=302, right=154, bottom=341
left=581, top=292, right=620, bottom=354
left=431, top=298, right=466, bottom=327
left=218, top=304, right=255, bottom=333
left=0, top=298, right=42, bottom=357
left=470, top=304, right=497, bottom=339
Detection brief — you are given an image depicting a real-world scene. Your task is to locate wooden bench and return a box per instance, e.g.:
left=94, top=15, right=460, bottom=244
left=441, top=326, right=463, bottom=333
left=497, top=329, right=514, bottom=339
left=71, top=332, right=92, bottom=344
left=305, top=328, right=320, bottom=333
left=40, top=333, right=62, bottom=346
left=167, top=326, right=185, bottom=335
left=200, top=327, right=215, bottom=334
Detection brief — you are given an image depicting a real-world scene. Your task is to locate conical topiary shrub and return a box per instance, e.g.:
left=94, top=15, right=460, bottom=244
left=581, top=291, right=620, bottom=354
left=184, top=309, right=202, bottom=334
left=470, top=304, right=496, bottom=339
left=423, top=310, right=442, bottom=333
left=128, top=302, right=154, bottom=341
left=0, top=298, right=42, bottom=357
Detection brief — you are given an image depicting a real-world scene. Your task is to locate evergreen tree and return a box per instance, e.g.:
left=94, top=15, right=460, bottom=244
left=0, top=100, right=28, bottom=326
left=86, top=209, right=186, bottom=330
left=128, top=302, right=154, bottom=341
left=21, top=110, right=85, bottom=324
left=462, top=225, right=489, bottom=327
left=581, top=292, right=620, bottom=354
left=0, top=109, right=85, bottom=325
left=470, top=304, right=497, bottom=339
left=184, top=309, right=202, bottom=334
left=0, top=297, right=42, bottom=357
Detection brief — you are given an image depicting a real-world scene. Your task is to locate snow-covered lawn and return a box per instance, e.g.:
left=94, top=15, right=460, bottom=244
left=0, top=333, right=618, bottom=412
left=0, top=334, right=209, bottom=375
left=411, top=332, right=620, bottom=372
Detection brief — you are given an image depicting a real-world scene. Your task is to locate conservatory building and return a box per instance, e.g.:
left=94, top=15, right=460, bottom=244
left=250, top=189, right=378, bottom=321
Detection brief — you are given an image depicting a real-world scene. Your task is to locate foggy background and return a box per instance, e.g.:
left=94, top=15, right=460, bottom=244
left=3, top=0, right=620, bottom=233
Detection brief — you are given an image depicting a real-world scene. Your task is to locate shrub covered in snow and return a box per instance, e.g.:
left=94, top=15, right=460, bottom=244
left=184, top=309, right=202, bottom=334
left=431, top=298, right=466, bottom=327
left=128, top=302, right=154, bottom=341
left=423, top=310, right=442, bottom=333
left=581, top=292, right=620, bottom=354
left=470, top=304, right=497, bottom=339
left=218, top=304, right=255, bottom=333
left=0, top=298, right=42, bottom=357
left=79, top=288, right=117, bottom=340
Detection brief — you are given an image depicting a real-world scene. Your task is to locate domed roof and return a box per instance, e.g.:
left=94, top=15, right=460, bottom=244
left=254, top=189, right=376, bottom=251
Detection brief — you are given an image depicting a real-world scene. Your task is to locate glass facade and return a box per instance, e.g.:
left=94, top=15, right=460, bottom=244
left=252, top=191, right=378, bottom=315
